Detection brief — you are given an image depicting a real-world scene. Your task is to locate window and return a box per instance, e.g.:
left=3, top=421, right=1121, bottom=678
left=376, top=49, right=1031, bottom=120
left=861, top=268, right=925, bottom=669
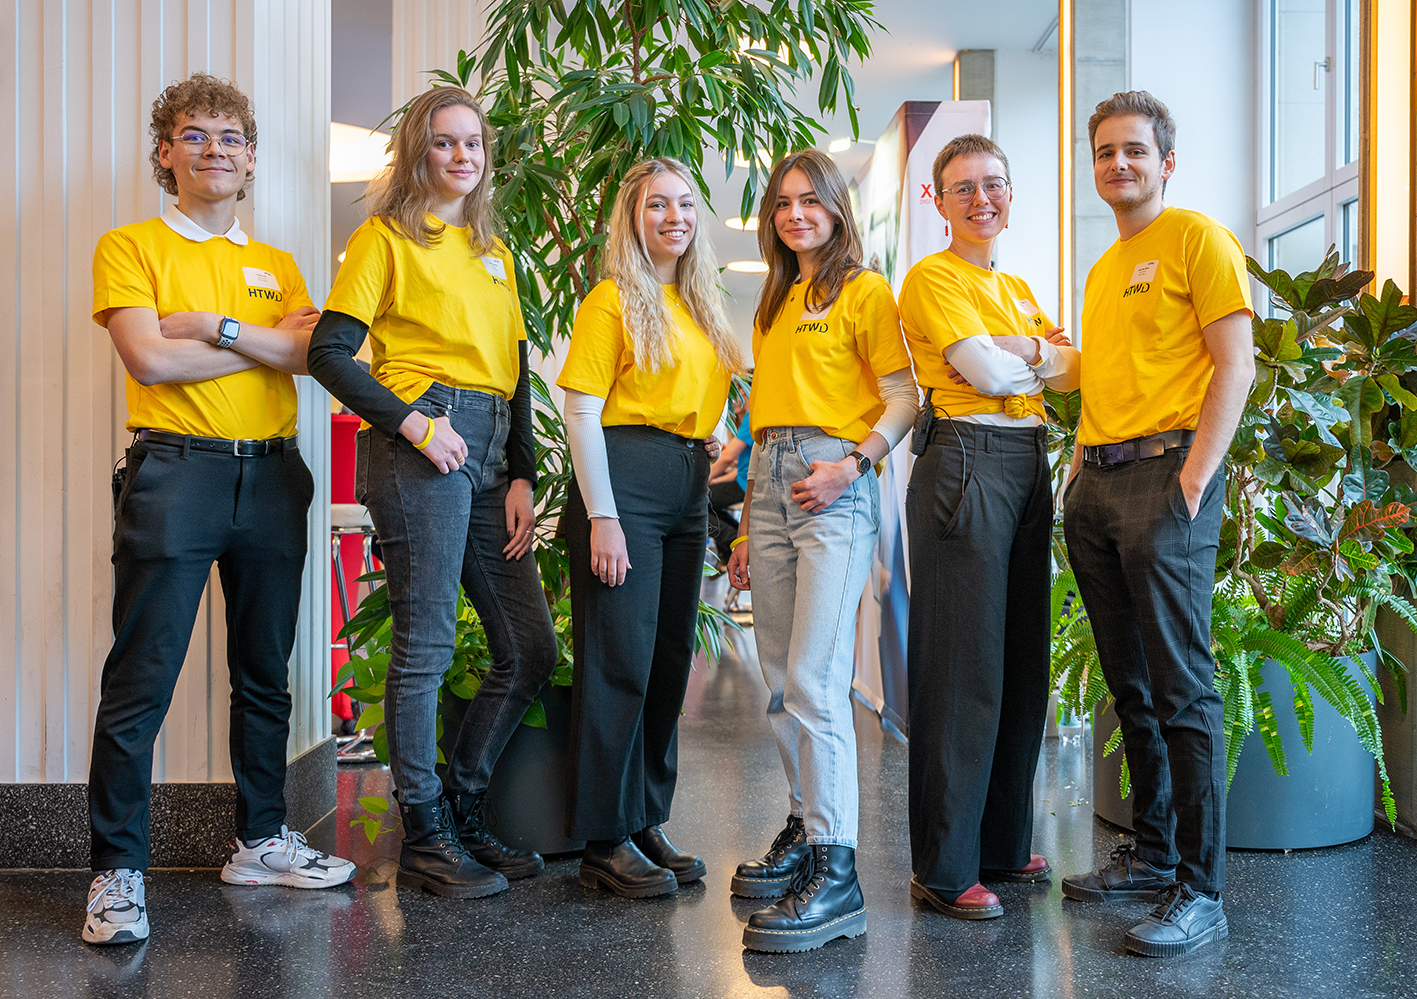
left=1259, top=0, right=1360, bottom=276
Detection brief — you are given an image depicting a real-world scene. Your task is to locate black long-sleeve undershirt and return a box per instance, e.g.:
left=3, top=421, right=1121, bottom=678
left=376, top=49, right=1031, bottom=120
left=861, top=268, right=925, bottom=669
left=307, top=309, right=538, bottom=487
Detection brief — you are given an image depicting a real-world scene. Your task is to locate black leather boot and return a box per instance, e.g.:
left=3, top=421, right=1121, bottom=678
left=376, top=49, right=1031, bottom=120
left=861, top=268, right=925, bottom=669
left=578, top=837, right=678, bottom=898
left=742, top=844, right=867, bottom=953
left=631, top=825, right=706, bottom=884
left=731, top=815, right=808, bottom=898
left=449, top=789, right=544, bottom=880
left=397, top=796, right=508, bottom=899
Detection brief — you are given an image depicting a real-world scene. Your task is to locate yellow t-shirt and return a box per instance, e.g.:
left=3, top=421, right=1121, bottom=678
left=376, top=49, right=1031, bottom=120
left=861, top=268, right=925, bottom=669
left=749, top=269, right=912, bottom=443
left=898, top=249, right=1053, bottom=421
left=324, top=216, right=525, bottom=406
left=92, top=217, right=311, bottom=439
left=557, top=280, right=730, bottom=440
left=1079, top=206, right=1253, bottom=446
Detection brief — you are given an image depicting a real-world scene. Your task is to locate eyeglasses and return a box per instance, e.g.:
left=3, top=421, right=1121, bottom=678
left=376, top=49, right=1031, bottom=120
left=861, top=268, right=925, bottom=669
left=944, top=177, right=1010, bottom=204
left=169, top=130, right=250, bottom=152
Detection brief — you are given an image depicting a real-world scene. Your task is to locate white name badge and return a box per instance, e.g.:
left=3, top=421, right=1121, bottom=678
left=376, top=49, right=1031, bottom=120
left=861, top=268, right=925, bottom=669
left=1130, top=260, right=1159, bottom=284
left=481, top=255, right=507, bottom=281
left=1013, top=299, right=1040, bottom=317
left=242, top=267, right=280, bottom=290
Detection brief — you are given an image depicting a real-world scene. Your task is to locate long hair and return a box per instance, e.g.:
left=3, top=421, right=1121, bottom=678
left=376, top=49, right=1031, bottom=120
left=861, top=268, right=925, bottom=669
left=365, top=86, right=499, bottom=252
left=601, top=157, right=745, bottom=374
left=754, top=149, right=864, bottom=335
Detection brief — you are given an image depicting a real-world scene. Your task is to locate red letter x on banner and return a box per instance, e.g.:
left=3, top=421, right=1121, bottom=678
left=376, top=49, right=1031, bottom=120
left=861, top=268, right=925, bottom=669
left=920, top=183, right=933, bottom=199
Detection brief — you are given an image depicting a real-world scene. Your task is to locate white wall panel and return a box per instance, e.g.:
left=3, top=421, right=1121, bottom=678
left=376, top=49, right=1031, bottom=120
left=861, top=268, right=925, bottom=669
left=392, top=0, right=485, bottom=108
left=0, top=0, right=331, bottom=783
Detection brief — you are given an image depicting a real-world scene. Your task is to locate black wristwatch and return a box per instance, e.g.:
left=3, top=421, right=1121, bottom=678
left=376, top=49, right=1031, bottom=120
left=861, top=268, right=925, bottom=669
left=215, top=315, right=241, bottom=349
left=848, top=450, right=872, bottom=475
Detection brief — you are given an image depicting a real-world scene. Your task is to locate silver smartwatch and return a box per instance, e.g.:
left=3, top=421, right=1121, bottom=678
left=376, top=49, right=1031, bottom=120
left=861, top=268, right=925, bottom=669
left=216, top=315, right=241, bottom=349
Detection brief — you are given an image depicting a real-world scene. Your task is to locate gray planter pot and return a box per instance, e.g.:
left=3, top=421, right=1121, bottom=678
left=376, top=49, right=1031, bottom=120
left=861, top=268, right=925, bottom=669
left=438, top=683, right=584, bottom=856
left=1093, top=653, right=1376, bottom=849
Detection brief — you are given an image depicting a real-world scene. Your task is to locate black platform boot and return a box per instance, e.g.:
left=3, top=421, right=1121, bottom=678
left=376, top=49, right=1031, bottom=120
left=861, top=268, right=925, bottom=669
left=449, top=789, right=544, bottom=880
left=397, top=796, right=508, bottom=898
left=578, top=837, right=678, bottom=898
left=731, top=815, right=808, bottom=898
left=631, top=825, right=706, bottom=884
left=742, top=844, right=867, bottom=953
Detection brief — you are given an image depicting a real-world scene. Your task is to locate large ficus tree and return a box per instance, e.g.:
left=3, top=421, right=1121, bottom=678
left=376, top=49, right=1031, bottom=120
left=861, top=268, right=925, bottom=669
left=429, top=0, right=879, bottom=355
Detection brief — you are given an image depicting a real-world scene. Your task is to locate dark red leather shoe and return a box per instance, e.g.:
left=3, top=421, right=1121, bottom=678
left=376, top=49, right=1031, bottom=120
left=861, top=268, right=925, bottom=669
left=910, top=878, right=1004, bottom=920
left=981, top=854, right=1052, bottom=884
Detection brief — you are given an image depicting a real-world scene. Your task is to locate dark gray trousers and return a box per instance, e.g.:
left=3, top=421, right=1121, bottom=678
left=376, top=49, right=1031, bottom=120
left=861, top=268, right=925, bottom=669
left=1062, top=447, right=1227, bottom=892
left=906, top=422, right=1053, bottom=900
left=564, top=425, right=710, bottom=841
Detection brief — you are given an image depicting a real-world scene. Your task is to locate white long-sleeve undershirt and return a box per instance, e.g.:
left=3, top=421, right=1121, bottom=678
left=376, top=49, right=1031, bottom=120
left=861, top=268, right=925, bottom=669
left=564, top=389, right=619, bottom=519
left=938, top=335, right=1081, bottom=427
left=746, top=367, right=919, bottom=482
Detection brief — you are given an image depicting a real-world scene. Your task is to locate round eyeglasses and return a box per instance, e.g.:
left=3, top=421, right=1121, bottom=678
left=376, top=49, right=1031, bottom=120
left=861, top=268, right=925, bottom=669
left=945, top=177, right=1010, bottom=204
left=170, top=130, right=250, bottom=152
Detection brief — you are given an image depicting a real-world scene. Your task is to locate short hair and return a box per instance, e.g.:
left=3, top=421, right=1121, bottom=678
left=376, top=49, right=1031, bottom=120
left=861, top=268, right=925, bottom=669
left=1088, top=90, right=1176, bottom=159
left=932, top=134, right=1011, bottom=199
left=149, top=73, right=258, bottom=200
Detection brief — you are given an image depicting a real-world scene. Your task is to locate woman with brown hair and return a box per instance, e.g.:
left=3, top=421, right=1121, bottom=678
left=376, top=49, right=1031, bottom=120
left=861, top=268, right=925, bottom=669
left=308, top=86, right=557, bottom=899
left=725, top=149, right=917, bottom=952
left=558, top=156, right=743, bottom=898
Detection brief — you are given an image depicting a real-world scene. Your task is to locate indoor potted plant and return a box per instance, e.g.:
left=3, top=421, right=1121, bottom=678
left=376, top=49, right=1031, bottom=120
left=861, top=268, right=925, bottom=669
left=1051, top=248, right=1417, bottom=848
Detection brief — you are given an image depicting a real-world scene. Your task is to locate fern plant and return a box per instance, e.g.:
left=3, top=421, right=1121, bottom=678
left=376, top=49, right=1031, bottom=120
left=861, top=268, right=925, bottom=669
left=1053, top=250, right=1417, bottom=825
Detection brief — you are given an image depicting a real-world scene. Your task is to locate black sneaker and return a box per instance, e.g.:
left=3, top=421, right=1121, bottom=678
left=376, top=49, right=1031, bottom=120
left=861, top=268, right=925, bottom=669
left=1061, top=842, right=1176, bottom=903
left=1124, top=883, right=1227, bottom=957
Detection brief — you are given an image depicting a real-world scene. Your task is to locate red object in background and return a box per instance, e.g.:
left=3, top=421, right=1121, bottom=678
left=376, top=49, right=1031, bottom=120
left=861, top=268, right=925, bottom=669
left=331, top=414, right=366, bottom=722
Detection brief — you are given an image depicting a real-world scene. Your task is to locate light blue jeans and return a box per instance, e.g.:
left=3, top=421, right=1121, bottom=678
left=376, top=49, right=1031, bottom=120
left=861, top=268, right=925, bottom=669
left=749, top=426, right=880, bottom=848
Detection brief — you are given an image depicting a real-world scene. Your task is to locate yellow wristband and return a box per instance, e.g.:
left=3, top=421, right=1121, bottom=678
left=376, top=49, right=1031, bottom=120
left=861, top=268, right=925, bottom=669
left=414, top=418, right=436, bottom=450
left=730, top=535, right=749, bottom=552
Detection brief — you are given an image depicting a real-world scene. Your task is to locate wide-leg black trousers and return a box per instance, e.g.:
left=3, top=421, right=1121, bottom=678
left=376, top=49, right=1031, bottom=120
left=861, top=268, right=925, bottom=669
left=906, top=422, right=1052, bottom=901
left=564, top=425, right=710, bottom=841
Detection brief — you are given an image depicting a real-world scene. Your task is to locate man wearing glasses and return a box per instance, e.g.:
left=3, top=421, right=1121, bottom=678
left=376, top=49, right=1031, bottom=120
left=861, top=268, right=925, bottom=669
left=84, top=73, right=353, bottom=946
left=1061, top=91, right=1253, bottom=957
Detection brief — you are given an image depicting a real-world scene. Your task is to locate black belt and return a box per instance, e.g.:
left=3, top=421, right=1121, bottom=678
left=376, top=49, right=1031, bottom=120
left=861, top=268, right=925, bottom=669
left=136, top=428, right=297, bottom=457
left=1082, top=429, right=1194, bottom=466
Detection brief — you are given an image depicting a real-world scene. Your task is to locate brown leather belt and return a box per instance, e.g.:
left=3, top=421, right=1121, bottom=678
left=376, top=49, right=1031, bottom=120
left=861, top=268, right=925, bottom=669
left=1082, top=429, right=1194, bottom=466
left=136, top=428, right=297, bottom=457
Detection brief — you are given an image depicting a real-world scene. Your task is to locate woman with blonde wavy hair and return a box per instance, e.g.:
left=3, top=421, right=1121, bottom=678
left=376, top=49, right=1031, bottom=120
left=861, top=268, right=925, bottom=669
left=559, top=156, right=743, bottom=898
left=725, top=149, right=917, bottom=952
left=308, top=86, right=556, bottom=899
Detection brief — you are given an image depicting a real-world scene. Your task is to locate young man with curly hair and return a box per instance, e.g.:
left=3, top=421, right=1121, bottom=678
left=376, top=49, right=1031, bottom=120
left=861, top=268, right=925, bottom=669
left=83, top=72, right=354, bottom=946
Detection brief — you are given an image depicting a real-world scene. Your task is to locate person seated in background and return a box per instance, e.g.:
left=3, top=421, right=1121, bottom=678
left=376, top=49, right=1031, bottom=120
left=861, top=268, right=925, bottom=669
left=85, top=72, right=354, bottom=947
left=707, top=393, right=754, bottom=567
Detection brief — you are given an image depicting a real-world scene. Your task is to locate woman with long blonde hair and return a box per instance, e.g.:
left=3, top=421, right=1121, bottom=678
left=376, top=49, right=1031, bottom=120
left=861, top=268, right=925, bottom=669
left=726, top=149, right=917, bottom=952
left=559, top=156, right=743, bottom=898
left=308, top=86, right=557, bottom=899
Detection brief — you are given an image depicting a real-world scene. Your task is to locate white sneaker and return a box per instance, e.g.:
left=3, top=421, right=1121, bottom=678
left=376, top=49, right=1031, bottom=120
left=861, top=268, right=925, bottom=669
left=82, top=869, right=149, bottom=945
left=220, top=826, right=356, bottom=888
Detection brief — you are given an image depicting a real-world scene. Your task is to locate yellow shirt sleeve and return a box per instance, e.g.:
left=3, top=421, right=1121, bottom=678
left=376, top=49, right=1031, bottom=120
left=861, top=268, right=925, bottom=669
left=1185, top=222, right=1253, bottom=328
left=92, top=230, right=156, bottom=325
left=899, top=260, right=990, bottom=355
left=559, top=283, right=625, bottom=399
left=325, top=222, right=395, bottom=325
left=853, top=273, right=914, bottom=376
left=278, top=252, right=316, bottom=314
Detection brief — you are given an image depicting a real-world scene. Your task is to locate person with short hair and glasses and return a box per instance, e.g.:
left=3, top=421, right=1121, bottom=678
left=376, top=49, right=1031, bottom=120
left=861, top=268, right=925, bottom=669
left=85, top=72, right=354, bottom=947
left=898, top=133, right=1079, bottom=921
left=1060, top=90, right=1254, bottom=958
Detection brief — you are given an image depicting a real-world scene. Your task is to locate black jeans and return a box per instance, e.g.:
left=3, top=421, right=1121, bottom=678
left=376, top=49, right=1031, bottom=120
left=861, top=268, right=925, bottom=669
left=708, top=480, right=745, bottom=562
left=564, top=426, right=710, bottom=840
left=905, top=422, right=1052, bottom=900
left=357, top=383, right=557, bottom=806
left=1063, top=447, right=1227, bottom=892
left=89, top=439, right=313, bottom=871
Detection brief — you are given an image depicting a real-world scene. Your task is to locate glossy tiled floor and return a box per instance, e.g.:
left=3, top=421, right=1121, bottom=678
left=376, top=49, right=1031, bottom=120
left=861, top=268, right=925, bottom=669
left=5, top=625, right=1417, bottom=998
